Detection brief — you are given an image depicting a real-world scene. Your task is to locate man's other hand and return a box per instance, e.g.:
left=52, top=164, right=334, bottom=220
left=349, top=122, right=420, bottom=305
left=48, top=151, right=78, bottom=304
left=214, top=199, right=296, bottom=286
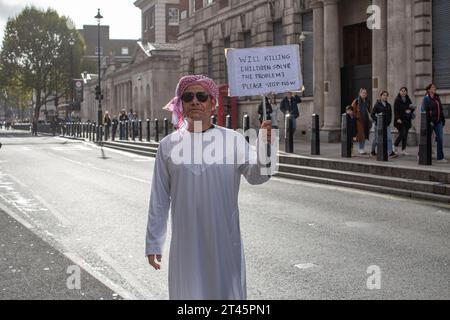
left=147, top=254, right=162, bottom=270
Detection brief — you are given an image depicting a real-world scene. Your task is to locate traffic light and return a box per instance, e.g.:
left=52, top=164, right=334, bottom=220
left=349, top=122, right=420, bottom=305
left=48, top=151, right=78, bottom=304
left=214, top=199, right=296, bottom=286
left=95, top=85, right=100, bottom=100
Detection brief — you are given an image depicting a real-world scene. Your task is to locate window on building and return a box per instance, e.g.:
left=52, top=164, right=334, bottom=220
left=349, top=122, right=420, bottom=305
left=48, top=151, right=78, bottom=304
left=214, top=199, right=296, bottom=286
left=207, top=43, right=213, bottom=78
left=205, top=0, right=214, bottom=6
left=190, top=0, right=196, bottom=14
left=168, top=8, right=179, bottom=25
left=95, top=47, right=103, bottom=55
left=433, top=0, right=450, bottom=89
left=149, top=8, right=155, bottom=29
left=243, top=31, right=252, bottom=48
left=121, top=47, right=129, bottom=55
left=273, top=20, right=283, bottom=46
left=302, top=12, right=313, bottom=97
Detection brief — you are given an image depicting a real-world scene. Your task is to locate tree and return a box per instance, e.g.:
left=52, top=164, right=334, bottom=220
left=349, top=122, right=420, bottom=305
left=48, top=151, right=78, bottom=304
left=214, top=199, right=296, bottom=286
left=0, top=6, right=85, bottom=122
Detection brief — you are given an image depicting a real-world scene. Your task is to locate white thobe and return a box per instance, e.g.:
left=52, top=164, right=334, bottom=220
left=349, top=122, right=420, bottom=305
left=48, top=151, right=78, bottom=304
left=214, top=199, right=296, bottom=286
left=145, top=126, right=270, bottom=300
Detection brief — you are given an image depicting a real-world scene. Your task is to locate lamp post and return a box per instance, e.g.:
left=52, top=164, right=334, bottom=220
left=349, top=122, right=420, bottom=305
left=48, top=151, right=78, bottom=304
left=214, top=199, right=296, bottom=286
left=95, top=8, right=103, bottom=125
left=68, top=35, right=75, bottom=118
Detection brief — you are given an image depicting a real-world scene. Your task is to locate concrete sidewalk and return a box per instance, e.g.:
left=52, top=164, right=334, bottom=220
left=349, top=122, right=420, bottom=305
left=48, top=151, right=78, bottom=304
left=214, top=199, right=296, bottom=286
left=0, top=209, right=121, bottom=300
left=280, top=139, right=450, bottom=173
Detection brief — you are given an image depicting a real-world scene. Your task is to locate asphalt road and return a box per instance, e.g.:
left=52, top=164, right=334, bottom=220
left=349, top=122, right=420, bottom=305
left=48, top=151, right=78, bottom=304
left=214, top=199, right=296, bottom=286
left=0, top=129, right=449, bottom=300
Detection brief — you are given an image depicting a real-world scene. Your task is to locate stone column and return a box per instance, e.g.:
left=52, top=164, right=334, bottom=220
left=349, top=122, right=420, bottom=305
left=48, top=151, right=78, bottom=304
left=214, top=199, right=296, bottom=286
left=372, top=0, right=387, bottom=104
left=312, top=0, right=324, bottom=125
left=322, top=0, right=341, bottom=142
left=387, top=0, right=408, bottom=96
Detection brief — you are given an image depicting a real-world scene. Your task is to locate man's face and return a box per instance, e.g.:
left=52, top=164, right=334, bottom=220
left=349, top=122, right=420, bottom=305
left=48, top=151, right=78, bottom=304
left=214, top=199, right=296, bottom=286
left=287, top=92, right=293, bottom=99
left=182, top=85, right=215, bottom=123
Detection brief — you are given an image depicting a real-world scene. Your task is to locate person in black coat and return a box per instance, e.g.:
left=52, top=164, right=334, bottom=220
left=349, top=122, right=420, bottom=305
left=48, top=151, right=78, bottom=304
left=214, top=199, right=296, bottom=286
left=257, top=96, right=272, bottom=124
left=421, top=83, right=447, bottom=162
left=370, top=91, right=398, bottom=158
left=393, top=87, right=415, bottom=155
left=280, top=92, right=301, bottom=135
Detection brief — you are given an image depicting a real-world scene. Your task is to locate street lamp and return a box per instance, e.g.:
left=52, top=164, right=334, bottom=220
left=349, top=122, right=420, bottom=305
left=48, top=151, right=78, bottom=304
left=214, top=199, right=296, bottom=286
left=95, top=8, right=103, bottom=125
left=68, top=35, right=75, bottom=115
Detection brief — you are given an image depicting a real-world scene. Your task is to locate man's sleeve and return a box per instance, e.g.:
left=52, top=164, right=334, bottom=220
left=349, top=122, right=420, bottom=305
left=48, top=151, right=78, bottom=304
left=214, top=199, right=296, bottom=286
left=145, top=146, right=171, bottom=256
left=238, top=136, right=271, bottom=186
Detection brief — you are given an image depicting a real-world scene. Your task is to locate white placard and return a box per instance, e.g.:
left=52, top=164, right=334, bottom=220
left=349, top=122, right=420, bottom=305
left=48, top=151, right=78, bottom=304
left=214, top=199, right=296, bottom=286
left=226, top=45, right=303, bottom=97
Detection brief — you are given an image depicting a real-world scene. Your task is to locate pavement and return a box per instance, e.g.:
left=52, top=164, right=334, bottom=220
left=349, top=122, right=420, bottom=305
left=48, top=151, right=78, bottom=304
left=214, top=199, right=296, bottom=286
left=0, top=128, right=449, bottom=300
left=281, top=139, right=450, bottom=173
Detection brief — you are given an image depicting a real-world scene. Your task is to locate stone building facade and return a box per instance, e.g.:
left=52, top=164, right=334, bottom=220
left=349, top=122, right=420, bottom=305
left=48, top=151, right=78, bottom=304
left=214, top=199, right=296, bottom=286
left=178, top=0, right=450, bottom=144
left=81, top=0, right=181, bottom=123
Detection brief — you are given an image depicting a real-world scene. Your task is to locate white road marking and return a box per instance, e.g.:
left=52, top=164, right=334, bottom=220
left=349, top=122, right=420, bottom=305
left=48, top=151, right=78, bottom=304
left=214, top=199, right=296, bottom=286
left=64, top=251, right=138, bottom=300
left=95, top=249, right=157, bottom=300
left=51, top=146, right=90, bottom=151
left=54, top=137, right=152, bottom=160
left=294, top=263, right=317, bottom=270
left=33, top=194, right=72, bottom=226
left=57, top=156, right=150, bottom=184
left=0, top=201, right=35, bottom=230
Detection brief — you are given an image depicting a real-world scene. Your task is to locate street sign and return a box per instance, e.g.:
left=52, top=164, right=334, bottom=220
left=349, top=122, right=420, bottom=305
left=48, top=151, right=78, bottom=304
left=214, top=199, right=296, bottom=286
left=226, top=44, right=303, bottom=97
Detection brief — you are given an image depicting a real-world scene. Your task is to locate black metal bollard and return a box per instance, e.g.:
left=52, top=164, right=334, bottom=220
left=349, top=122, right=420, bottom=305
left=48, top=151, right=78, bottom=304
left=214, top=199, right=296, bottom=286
left=155, top=119, right=159, bottom=142
left=226, top=114, right=232, bottom=129
left=78, top=122, right=81, bottom=137
left=139, top=120, right=143, bottom=141
left=341, top=114, right=352, bottom=158
left=376, top=113, right=388, bottom=162
left=119, top=121, right=123, bottom=140
left=418, top=111, right=432, bottom=165
left=164, top=118, right=169, bottom=137
left=311, top=114, right=320, bottom=156
left=285, top=114, right=294, bottom=153
left=132, top=120, right=136, bottom=141
left=88, top=123, right=92, bottom=141
left=146, top=119, right=151, bottom=142
left=243, top=114, right=250, bottom=143
left=125, top=121, right=129, bottom=140
left=96, top=124, right=100, bottom=142
left=211, top=115, right=217, bottom=126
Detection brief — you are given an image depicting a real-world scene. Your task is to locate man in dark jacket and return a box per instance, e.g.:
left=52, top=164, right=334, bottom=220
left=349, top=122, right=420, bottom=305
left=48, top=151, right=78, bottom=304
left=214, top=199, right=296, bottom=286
left=421, top=83, right=447, bottom=163
left=280, top=92, right=301, bottom=135
left=371, top=91, right=398, bottom=158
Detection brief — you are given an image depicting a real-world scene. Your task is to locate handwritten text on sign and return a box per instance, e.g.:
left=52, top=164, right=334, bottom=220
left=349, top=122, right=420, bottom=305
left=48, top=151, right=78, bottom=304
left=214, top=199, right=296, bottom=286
left=226, top=45, right=303, bottom=97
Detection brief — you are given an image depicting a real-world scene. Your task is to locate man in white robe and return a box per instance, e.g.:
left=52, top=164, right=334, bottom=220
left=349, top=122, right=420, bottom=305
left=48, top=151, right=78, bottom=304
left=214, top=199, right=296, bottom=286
left=146, top=75, right=272, bottom=300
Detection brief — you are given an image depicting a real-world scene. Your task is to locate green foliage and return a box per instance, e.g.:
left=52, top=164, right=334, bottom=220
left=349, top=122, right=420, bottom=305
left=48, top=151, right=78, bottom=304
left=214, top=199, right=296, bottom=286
left=0, top=6, right=85, bottom=120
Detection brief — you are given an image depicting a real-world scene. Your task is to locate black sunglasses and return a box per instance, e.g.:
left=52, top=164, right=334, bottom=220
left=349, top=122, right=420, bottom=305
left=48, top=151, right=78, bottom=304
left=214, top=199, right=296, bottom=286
left=181, top=92, right=210, bottom=103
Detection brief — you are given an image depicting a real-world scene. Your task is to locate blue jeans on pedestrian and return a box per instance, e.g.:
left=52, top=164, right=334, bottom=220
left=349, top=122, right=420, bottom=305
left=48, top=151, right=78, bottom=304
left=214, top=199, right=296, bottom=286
left=372, top=124, right=393, bottom=154
left=433, top=122, right=445, bottom=160
left=359, top=141, right=366, bottom=150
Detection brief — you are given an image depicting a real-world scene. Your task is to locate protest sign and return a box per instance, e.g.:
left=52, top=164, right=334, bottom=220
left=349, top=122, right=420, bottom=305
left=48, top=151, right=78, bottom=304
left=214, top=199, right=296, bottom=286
left=226, top=45, right=303, bottom=97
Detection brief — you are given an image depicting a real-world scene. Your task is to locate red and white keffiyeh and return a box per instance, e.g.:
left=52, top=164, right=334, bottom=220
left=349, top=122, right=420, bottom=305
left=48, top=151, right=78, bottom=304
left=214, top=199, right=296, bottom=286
left=163, top=75, right=219, bottom=129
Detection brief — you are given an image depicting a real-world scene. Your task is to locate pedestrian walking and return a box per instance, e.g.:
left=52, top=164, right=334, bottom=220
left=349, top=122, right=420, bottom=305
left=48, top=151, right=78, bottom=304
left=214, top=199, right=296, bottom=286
left=269, top=93, right=280, bottom=129
left=394, top=87, right=415, bottom=156
left=103, top=111, right=112, bottom=141
left=351, top=88, right=371, bottom=155
left=119, top=109, right=129, bottom=139
left=257, top=96, right=273, bottom=124
left=280, top=92, right=301, bottom=135
left=145, top=75, right=272, bottom=300
left=112, top=115, right=119, bottom=140
left=421, top=83, right=447, bottom=163
left=371, top=91, right=398, bottom=159
left=346, top=105, right=357, bottom=154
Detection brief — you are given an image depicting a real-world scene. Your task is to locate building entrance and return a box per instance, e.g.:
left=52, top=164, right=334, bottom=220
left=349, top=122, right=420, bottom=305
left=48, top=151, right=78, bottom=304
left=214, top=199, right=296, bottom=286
left=341, top=22, right=372, bottom=112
